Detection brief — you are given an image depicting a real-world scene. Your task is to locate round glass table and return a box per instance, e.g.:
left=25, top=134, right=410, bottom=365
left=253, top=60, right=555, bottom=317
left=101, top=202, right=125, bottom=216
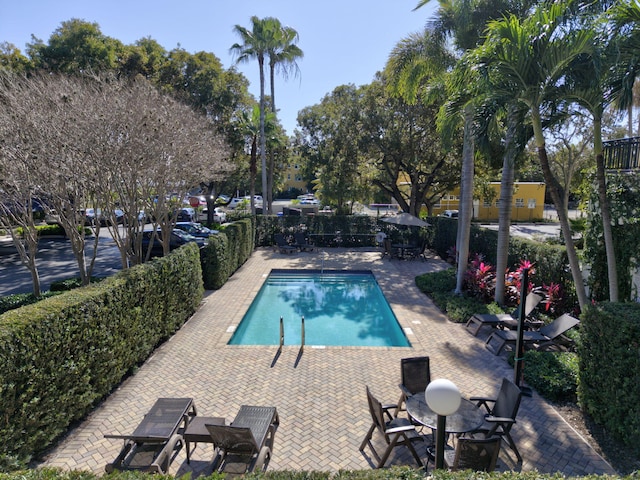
left=405, top=394, right=485, bottom=434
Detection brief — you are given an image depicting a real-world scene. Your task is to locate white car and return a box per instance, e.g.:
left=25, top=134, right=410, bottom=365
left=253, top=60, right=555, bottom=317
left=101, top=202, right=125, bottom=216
left=200, top=207, right=227, bottom=223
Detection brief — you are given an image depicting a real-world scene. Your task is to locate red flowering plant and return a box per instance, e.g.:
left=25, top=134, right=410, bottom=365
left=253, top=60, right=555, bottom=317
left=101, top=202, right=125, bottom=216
left=463, top=253, right=496, bottom=302
left=503, top=260, right=536, bottom=307
left=541, top=282, right=562, bottom=315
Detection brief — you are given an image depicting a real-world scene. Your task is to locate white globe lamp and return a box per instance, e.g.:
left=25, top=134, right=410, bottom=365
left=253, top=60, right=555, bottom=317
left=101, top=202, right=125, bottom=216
left=425, top=379, right=461, bottom=469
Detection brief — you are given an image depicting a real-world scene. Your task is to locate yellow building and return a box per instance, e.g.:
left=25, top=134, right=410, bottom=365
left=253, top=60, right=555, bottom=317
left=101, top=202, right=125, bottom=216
left=282, top=163, right=307, bottom=192
left=430, top=182, right=546, bottom=221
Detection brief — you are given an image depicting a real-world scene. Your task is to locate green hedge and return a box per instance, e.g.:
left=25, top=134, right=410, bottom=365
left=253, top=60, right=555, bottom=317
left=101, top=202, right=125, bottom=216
left=200, top=218, right=254, bottom=290
left=0, top=243, right=203, bottom=462
left=0, top=466, right=633, bottom=480
left=578, top=302, right=640, bottom=446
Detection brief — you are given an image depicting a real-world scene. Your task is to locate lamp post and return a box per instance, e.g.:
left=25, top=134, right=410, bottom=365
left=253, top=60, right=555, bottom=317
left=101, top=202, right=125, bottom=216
left=425, top=379, right=461, bottom=469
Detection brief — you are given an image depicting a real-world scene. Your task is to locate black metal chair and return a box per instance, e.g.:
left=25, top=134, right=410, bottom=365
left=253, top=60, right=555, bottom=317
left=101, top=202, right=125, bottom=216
left=396, top=356, right=431, bottom=416
left=470, top=378, right=523, bottom=462
left=360, top=386, right=425, bottom=468
left=444, top=436, right=502, bottom=471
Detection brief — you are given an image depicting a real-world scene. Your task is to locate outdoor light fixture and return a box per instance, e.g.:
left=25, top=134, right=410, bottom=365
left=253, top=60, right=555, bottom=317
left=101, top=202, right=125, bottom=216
left=425, top=379, right=461, bottom=469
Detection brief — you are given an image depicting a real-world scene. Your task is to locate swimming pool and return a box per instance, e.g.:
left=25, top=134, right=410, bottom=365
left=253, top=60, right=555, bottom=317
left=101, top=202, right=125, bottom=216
left=228, top=270, right=410, bottom=347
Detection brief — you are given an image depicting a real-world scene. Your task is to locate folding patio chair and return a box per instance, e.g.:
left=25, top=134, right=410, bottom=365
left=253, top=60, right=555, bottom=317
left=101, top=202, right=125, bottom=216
left=396, top=356, right=431, bottom=416
left=360, top=386, right=426, bottom=468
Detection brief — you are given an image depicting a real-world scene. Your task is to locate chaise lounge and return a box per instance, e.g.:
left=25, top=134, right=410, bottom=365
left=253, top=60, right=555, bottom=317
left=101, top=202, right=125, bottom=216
left=466, top=292, right=543, bottom=336
left=485, top=313, right=580, bottom=355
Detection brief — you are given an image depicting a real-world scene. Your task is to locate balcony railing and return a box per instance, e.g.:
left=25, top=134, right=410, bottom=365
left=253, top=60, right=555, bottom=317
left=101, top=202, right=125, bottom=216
left=603, top=136, right=640, bottom=170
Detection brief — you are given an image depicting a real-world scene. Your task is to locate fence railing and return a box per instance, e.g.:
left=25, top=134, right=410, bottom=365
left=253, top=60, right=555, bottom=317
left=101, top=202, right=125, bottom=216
left=603, top=136, right=640, bottom=170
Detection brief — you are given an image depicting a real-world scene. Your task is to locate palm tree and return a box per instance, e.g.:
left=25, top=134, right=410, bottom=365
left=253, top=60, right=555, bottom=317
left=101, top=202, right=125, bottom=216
left=235, top=105, right=277, bottom=214
left=266, top=20, right=303, bottom=213
left=414, top=0, right=534, bottom=295
left=231, top=16, right=279, bottom=215
left=476, top=1, right=593, bottom=309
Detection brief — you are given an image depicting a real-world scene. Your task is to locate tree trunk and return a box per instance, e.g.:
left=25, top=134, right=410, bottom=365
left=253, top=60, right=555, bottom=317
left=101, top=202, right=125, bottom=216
left=532, top=146, right=586, bottom=310
left=594, top=114, right=618, bottom=301
left=455, top=106, right=475, bottom=294
left=494, top=106, right=518, bottom=306
left=259, top=56, right=268, bottom=216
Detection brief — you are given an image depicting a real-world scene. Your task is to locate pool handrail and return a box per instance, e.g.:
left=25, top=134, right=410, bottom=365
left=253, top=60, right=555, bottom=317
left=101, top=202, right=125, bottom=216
left=301, top=316, right=305, bottom=350
left=279, top=317, right=284, bottom=349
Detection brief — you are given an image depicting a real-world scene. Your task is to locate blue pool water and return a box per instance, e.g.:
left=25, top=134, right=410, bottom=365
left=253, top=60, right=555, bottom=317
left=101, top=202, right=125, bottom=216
left=229, top=270, right=410, bottom=347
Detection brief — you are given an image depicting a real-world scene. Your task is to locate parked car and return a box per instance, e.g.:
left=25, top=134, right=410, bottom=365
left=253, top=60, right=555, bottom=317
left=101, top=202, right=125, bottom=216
left=174, top=222, right=218, bottom=238
left=138, top=228, right=206, bottom=259
left=176, top=207, right=196, bottom=222
left=83, top=208, right=125, bottom=226
left=200, top=207, right=226, bottom=223
left=441, top=210, right=459, bottom=218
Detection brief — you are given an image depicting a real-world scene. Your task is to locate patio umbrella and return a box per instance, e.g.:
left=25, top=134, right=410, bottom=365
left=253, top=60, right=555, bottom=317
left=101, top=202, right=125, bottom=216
left=381, top=212, right=430, bottom=228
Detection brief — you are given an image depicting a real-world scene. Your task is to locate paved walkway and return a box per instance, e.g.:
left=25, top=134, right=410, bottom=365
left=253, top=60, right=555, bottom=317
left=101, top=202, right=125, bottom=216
left=40, top=247, right=616, bottom=476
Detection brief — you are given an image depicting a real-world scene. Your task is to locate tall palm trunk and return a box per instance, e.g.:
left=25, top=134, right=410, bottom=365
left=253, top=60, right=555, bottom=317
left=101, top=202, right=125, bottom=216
left=494, top=105, right=518, bottom=305
left=594, top=116, right=618, bottom=301
left=532, top=109, right=588, bottom=309
left=455, top=105, right=475, bottom=294
left=259, top=56, right=268, bottom=216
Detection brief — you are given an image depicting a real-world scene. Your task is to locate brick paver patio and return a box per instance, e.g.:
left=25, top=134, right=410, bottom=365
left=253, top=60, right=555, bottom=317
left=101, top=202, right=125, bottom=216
left=40, top=247, right=617, bottom=476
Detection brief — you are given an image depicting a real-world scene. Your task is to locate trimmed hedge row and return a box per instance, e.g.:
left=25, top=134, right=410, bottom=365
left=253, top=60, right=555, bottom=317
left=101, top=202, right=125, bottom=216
left=578, top=302, right=640, bottom=446
left=0, top=243, right=204, bottom=462
left=0, top=466, right=633, bottom=480
left=200, top=218, right=255, bottom=290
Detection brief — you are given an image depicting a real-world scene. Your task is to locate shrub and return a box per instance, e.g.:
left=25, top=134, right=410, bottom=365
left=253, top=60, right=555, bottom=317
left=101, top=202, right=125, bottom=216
left=578, top=302, right=640, bottom=446
left=509, top=351, right=579, bottom=402
left=0, top=292, right=62, bottom=315
left=50, top=277, right=105, bottom=292
left=0, top=243, right=203, bottom=461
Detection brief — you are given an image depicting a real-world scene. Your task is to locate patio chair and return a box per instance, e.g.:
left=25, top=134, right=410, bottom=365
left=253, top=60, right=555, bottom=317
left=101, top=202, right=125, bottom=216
left=360, top=386, right=426, bottom=468
left=465, top=292, right=543, bottom=337
left=274, top=233, right=297, bottom=254
left=406, top=239, right=428, bottom=262
left=206, top=405, right=279, bottom=474
left=470, top=378, right=522, bottom=462
left=443, top=436, right=502, bottom=471
left=293, top=232, right=315, bottom=251
left=381, top=238, right=400, bottom=260
left=485, top=313, right=580, bottom=355
left=396, top=356, right=431, bottom=416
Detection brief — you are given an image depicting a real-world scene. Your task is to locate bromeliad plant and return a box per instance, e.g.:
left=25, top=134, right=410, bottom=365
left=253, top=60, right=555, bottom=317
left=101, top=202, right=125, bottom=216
left=463, top=253, right=496, bottom=302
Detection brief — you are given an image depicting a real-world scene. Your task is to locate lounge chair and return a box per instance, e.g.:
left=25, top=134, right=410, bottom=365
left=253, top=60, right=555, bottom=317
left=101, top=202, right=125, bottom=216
left=293, top=232, right=315, bottom=251
left=485, top=313, right=580, bottom=355
left=470, top=378, right=522, bottom=462
left=274, top=233, right=297, bottom=254
left=206, top=405, right=279, bottom=474
left=465, top=292, right=543, bottom=336
left=443, top=436, right=502, bottom=471
left=360, top=386, right=426, bottom=468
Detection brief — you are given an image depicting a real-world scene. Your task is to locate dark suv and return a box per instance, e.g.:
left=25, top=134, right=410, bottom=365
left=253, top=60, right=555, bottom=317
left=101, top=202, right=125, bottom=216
left=138, top=229, right=206, bottom=259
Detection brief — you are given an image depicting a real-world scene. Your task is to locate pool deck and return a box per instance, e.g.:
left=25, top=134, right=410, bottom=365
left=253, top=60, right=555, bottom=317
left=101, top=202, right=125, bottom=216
left=40, top=247, right=617, bottom=476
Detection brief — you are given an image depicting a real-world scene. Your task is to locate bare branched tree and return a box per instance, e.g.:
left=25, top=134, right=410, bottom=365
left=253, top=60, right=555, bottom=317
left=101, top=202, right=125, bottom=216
left=0, top=72, right=232, bottom=291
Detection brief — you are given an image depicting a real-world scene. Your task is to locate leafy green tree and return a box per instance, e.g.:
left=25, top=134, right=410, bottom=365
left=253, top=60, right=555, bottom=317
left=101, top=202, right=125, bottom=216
left=26, top=18, right=125, bottom=73
left=297, top=85, right=373, bottom=213
left=360, top=72, right=462, bottom=216
left=0, top=42, right=32, bottom=73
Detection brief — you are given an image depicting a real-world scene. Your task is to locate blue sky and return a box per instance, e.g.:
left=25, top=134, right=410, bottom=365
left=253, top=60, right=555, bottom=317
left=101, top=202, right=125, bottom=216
left=0, top=0, right=437, bottom=136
